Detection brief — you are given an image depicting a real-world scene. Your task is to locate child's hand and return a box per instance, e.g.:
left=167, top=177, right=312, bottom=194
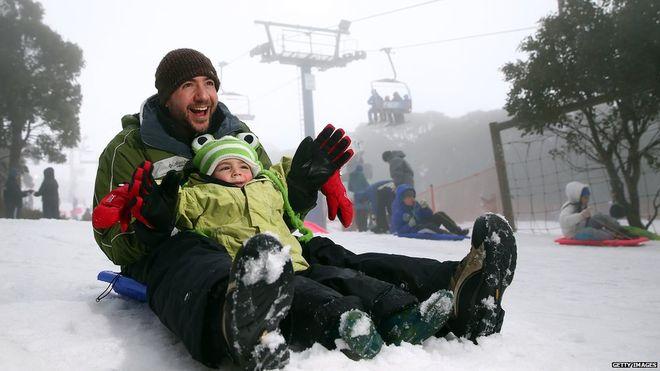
left=580, top=208, right=592, bottom=219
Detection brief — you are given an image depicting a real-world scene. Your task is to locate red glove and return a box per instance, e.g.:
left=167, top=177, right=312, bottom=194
left=321, top=171, right=354, bottom=228
left=92, top=184, right=133, bottom=232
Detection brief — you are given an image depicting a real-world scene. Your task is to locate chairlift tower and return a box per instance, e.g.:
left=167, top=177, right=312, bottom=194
left=250, top=20, right=366, bottom=138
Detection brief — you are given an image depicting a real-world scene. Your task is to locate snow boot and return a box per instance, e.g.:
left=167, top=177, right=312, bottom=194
left=338, top=309, right=384, bottom=360
left=447, top=213, right=517, bottom=343
left=222, top=233, right=295, bottom=370
left=378, top=289, right=454, bottom=345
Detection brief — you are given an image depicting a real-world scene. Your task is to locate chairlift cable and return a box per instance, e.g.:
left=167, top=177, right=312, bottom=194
left=251, top=76, right=301, bottom=102
left=349, top=0, right=447, bottom=23
left=368, top=26, right=537, bottom=52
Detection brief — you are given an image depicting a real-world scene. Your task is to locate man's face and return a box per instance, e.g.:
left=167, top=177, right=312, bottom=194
left=211, top=158, right=254, bottom=187
left=403, top=195, right=415, bottom=206
left=165, top=76, right=218, bottom=134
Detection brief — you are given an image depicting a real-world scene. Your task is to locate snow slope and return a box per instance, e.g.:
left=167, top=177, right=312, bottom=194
left=1, top=219, right=659, bottom=370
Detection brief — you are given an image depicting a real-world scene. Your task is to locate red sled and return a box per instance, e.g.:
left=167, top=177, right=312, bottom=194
left=554, top=236, right=649, bottom=247
left=304, top=220, right=329, bottom=234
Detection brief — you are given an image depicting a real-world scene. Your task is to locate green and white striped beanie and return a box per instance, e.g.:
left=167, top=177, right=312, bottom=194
left=191, top=134, right=262, bottom=176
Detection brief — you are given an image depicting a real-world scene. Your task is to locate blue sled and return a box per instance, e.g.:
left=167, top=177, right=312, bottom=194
left=97, top=271, right=147, bottom=302
left=395, top=232, right=468, bottom=241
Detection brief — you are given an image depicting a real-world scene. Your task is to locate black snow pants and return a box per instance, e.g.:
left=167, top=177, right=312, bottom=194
left=122, top=231, right=232, bottom=368
left=420, top=211, right=464, bottom=235
left=374, top=187, right=395, bottom=232
left=302, top=236, right=460, bottom=302
left=283, top=263, right=418, bottom=350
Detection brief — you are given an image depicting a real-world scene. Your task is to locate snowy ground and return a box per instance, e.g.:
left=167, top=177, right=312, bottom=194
left=1, top=219, right=659, bottom=370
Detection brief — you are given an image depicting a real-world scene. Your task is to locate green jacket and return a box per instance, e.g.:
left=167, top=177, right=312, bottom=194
left=93, top=95, right=272, bottom=266
left=176, top=160, right=310, bottom=272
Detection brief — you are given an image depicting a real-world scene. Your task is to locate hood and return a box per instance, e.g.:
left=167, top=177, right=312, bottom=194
left=389, top=150, right=405, bottom=159
left=565, top=181, right=589, bottom=203
left=382, top=150, right=405, bottom=162
left=43, top=167, right=55, bottom=179
left=139, top=94, right=245, bottom=158
left=393, top=183, right=415, bottom=206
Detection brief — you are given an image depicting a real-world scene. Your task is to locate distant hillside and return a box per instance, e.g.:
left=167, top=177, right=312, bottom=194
left=347, top=110, right=510, bottom=192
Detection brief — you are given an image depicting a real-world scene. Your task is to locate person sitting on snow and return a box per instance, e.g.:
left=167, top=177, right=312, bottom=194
left=173, top=134, right=455, bottom=361
left=559, top=181, right=632, bottom=240
left=391, top=184, right=469, bottom=236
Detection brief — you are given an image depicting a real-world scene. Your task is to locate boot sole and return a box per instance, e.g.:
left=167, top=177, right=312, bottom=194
left=223, top=235, right=295, bottom=370
left=464, top=215, right=516, bottom=341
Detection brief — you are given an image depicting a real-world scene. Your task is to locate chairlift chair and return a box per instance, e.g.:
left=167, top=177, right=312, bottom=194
left=218, top=91, right=255, bottom=121
left=369, top=48, right=412, bottom=123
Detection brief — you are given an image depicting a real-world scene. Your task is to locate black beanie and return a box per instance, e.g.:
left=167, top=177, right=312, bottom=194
left=155, top=48, right=220, bottom=104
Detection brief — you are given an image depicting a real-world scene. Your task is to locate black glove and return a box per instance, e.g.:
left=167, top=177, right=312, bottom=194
left=287, top=124, right=353, bottom=213
left=127, top=162, right=181, bottom=247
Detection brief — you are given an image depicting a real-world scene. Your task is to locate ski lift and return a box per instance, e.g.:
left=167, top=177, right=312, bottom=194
left=218, top=91, right=255, bottom=121
left=217, top=61, right=256, bottom=121
left=369, top=48, right=412, bottom=114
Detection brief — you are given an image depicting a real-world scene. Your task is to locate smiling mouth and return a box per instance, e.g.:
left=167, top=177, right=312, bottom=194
left=189, top=106, right=209, bottom=117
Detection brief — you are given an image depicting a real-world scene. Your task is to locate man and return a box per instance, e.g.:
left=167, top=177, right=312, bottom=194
left=92, top=48, right=351, bottom=369
left=382, top=150, right=414, bottom=187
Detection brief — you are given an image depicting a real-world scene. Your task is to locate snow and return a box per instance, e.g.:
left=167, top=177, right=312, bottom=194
left=259, top=330, right=286, bottom=352
left=241, top=239, right=291, bottom=285
left=419, top=290, right=452, bottom=318
left=2, top=218, right=660, bottom=370
left=340, top=310, right=372, bottom=338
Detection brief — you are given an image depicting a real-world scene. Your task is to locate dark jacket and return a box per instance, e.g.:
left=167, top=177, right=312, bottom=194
left=354, top=180, right=393, bottom=214
left=34, top=167, right=59, bottom=219
left=383, top=151, right=414, bottom=187
left=390, top=184, right=433, bottom=235
left=348, top=166, right=369, bottom=194
left=93, top=95, right=273, bottom=265
left=3, top=169, right=31, bottom=216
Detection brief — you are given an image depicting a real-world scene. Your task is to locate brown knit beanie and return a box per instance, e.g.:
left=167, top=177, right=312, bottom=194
left=155, top=48, right=220, bottom=104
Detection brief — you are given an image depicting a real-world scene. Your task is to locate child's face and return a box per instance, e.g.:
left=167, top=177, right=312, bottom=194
left=580, top=195, right=590, bottom=206
left=211, top=158, right=253, bottom=187
left=403, top=195, right=415, bottom=206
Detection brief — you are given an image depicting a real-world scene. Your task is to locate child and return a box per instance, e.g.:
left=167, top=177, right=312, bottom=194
left=559, top=181, right=631, bottom=240
left=177, top=134, right=454, bottom=361
left=391, top=184, right=468, bottom=236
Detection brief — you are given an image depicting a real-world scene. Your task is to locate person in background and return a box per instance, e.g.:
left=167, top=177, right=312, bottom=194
left=34, top=167, right=60, bottom=219
left=348, top=164, right=370, bottom=231
left=3, top=168, right=33, bottom=218
left=391, top=92, right=404, bottom=124
left=559, top=181, right=631, bottom=240
left=367, top=89, right=384, bottom=124
left=382, top=150, right=414, bottom=188
left=391, top=184, right=468, bottom=236
left=402, top=94, right=412, bottom=113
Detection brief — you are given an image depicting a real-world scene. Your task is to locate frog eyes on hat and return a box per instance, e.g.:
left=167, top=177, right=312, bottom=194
left=237, top=132, right=260, bottom=148
left=192, top=134, right=215, bottom=152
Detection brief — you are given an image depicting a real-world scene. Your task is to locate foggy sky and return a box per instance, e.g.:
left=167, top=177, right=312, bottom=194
left=37, top=0, right=558, bottom=151
left=28, top=0, right=558, bottom=210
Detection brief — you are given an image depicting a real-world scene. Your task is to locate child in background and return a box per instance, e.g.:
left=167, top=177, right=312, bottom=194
left=176, top=134, right=454, bottom=361
left=391, top=184, right=468, bottom=236
left=559, top=181, right=631, bottom=240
